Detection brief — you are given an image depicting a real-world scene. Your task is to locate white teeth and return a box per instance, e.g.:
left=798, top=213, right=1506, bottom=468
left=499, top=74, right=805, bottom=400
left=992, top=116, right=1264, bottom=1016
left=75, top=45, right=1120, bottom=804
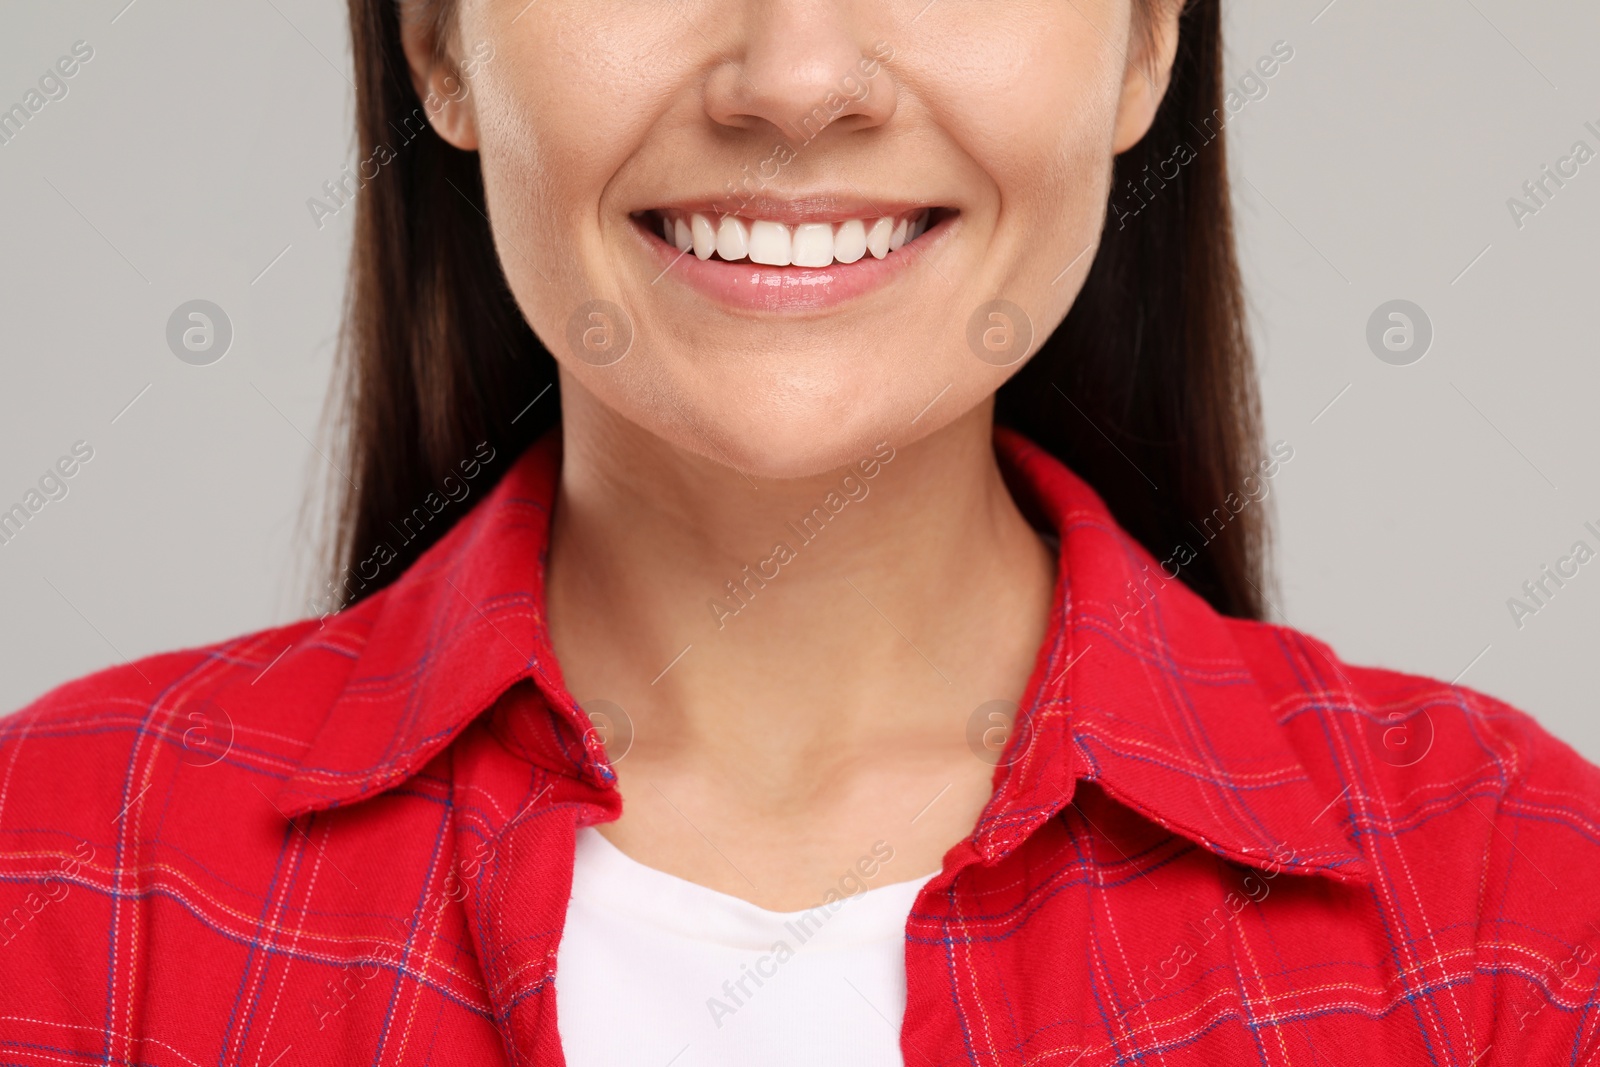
left=747, top=219, right=793, bottom=266
left=791, top=223, right=834, bottom=268
left=691, top=214, right=717, bottom=260
left=833, top=219, right=867, bottom=264
left=866, top=217, right=892, bottom=259
left=716, top=215, right=749, bottom=261
left=661, top=210, right=933, bottom=266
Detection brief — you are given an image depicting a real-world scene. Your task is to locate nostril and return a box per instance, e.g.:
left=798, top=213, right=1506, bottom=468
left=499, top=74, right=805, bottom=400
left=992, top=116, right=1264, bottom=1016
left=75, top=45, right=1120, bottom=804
left=701, top=34, right=900, bottom=139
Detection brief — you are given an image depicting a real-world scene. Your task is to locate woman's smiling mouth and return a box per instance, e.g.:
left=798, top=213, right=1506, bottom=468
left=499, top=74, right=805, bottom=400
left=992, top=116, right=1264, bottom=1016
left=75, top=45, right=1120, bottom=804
left=632, top=202, right=956, bottom=313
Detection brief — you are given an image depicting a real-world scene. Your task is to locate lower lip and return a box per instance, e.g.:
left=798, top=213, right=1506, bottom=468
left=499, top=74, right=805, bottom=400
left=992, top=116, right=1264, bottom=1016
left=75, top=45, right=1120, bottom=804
left=634, top=215, right=951, bottom=313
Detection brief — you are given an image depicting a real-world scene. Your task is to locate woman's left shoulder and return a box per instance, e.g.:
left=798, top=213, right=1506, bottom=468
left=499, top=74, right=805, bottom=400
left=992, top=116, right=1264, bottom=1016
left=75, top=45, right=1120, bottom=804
left=1226, top=617, right=1600, bottom=1053
left=1226, top=615, right=1600, bottom=797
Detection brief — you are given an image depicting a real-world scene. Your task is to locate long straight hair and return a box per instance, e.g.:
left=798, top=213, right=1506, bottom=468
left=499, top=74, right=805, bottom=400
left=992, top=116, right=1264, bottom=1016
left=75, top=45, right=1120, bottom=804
left=328, top=0, right=1267, bottom=619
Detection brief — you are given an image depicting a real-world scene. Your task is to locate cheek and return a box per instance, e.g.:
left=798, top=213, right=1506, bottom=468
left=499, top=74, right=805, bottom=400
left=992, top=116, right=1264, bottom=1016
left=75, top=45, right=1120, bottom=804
left=919, top=8, right=1126, bottom=190
left=908, top=7, right=1128, bottom=306
left=468, top=7, right=673, bottom=291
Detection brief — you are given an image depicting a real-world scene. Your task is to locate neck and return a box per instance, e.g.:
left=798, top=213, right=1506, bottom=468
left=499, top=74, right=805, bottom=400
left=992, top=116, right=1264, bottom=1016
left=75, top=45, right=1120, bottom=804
left=545, top=373, right=1056, bottom=767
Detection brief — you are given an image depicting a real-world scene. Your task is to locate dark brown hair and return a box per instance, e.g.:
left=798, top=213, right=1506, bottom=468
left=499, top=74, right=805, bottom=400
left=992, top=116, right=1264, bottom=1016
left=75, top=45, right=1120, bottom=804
left=327, top=0, right=1267, bottom=619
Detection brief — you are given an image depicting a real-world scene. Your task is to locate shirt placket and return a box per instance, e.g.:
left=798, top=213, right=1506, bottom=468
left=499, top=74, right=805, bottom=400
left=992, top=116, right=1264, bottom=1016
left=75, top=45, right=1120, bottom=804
left=448, top=688, right=619, bottom=1067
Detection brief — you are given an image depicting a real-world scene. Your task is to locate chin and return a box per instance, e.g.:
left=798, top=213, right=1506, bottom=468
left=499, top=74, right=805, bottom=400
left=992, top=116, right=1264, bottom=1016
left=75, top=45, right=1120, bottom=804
left=654, top=388, right=915, bottom=482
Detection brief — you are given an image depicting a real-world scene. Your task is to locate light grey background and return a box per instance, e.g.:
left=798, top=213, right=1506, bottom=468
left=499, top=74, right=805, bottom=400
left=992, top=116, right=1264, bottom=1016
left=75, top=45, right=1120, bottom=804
left=2, top=0, right=1597, bottom=759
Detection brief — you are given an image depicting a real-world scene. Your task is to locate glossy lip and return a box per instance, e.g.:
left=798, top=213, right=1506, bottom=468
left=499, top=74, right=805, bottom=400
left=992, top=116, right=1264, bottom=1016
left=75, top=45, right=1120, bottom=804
left=633, top=207, right=957, bottom=314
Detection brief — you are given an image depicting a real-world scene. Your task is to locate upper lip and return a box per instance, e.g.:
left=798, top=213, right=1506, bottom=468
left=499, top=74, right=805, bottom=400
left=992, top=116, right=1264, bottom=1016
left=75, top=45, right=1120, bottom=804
left=638, top=193, right=946, bottom=226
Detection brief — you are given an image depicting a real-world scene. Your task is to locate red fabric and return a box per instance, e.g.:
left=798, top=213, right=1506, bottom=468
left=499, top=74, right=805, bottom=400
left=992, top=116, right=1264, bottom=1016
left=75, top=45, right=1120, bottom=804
left=3, top=427, right=1599, bottom=1065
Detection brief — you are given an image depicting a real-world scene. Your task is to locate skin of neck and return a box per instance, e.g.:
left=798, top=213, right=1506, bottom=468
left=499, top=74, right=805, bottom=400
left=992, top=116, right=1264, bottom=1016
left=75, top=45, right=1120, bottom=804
left=544, top=369, right=1056, bottom=906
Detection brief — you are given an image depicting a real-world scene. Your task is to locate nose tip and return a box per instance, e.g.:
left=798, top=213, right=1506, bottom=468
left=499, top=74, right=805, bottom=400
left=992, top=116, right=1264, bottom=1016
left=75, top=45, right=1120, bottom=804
left=702, top=8, right=897, bottom=142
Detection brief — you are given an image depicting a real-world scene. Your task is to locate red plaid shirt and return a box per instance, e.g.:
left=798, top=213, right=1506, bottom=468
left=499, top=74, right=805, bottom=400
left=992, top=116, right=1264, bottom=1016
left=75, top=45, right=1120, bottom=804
left=4, top=427, right=1599, bottom=1066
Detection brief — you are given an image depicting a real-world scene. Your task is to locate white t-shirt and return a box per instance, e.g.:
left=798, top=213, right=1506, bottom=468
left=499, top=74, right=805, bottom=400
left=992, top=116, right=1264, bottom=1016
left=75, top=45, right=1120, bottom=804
left=557, top=825, right=934, bottom=1066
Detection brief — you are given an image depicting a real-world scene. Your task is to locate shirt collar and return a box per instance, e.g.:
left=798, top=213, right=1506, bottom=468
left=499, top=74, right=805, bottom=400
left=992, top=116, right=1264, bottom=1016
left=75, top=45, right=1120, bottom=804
left=273, top=426, right=1367, bottom=885
left=978, top=428, right=1367, bottom=884
left=274, top=430, right=610, bottom=817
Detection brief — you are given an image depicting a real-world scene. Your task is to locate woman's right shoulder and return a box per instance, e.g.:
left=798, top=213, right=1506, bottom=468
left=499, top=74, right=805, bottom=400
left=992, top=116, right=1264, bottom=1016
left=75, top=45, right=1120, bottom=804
left=0, top=603, right=379, bottom=806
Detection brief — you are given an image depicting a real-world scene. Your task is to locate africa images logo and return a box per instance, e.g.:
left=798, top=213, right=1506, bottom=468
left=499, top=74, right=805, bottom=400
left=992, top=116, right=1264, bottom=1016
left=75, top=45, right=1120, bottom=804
left=304, top=40, right=495, bottom=231
left=1505, top=519, right=1600, bottom=630
left=1505, top=114, right=1600, bottom=230
left=705, top=442, right=896, bottom=629
left=0, top=41, right=94, bottom=149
